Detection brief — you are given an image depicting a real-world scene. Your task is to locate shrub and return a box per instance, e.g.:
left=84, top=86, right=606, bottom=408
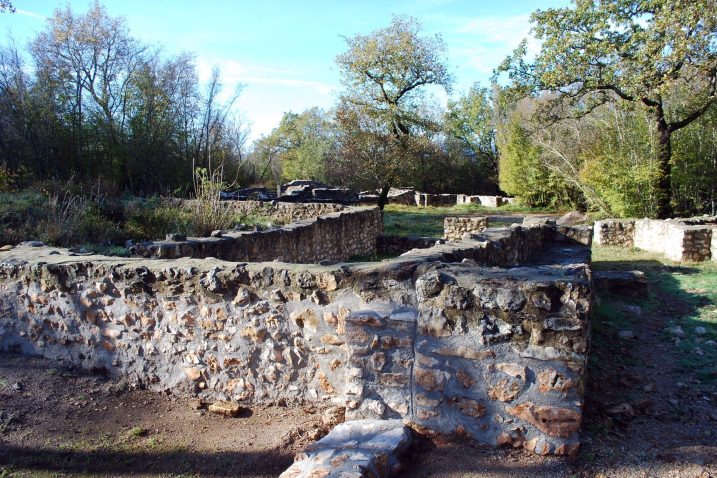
left=187, top=168, right=236, bottom=236
left=125, top=199, right=192, bottom=240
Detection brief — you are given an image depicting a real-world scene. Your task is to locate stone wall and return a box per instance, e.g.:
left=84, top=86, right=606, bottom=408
left=594, top=218, right=713, bottom=262
left=593, top=219, right=635, bottom=247
left=184, top=199, right=347, bottom=224
left=632, top=220, right=713, bottom=262
left=444, top=217, right=489, bottom=241
left=415, top=193, right=457, bottom=207
left=388, top=188, right=417, bottom=206
left=0, top=222, right=592, bottom=456
left=142, top=207, right=382, bottom=264
left=457, top=195, right=511, bottom=208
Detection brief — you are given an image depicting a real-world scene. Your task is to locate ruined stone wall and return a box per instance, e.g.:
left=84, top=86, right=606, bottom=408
left=444, top=217, right=489, bottom=241
left=387, top=189, right=417, bottom=206
left=593, top=219, right=636, bottom=247
left=0, top=222, right=592, bottom=456
left=184, top=199, right=347, bottom=224
left=634, top=220, right=712, bottom=262
left=594, top=218, right=713, bottom=262
left=457, top=195, right=509, bottom=208
left=0, top=254, right=353, bottom=405
left=146, top=207, right=382, bottom=264
left=415, top=193, right=457, bottom=207
left=340, top=253, right=591, bottom=456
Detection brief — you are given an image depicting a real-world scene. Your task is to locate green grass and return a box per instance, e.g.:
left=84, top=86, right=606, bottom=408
left=382, top=203, right=555, bottom=238
left=592, top=245, right=717, bottom=382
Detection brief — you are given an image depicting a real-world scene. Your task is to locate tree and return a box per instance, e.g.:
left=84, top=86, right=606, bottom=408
left=445, top=84, right=498, bottom=188
left=0, top=1, right=15, bottom=13
left=335, top=15, right=452, bottom=209
left=497, top=100, right=573, bottom=208
left=497, top=0, right=717, bottom=218
left=257, top=108, right=334, bottom=183
left=30, top=1, right=148, bottom=185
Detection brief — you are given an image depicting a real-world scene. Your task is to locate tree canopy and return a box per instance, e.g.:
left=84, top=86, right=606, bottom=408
left=335, top=15, right=452, bottom=208
left=498, top=0, right=717, bottom=218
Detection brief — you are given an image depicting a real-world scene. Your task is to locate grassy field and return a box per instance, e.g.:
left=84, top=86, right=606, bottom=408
left=381, top=203, right=554, bottom=237
left=591, top=245, right=717, bottom=382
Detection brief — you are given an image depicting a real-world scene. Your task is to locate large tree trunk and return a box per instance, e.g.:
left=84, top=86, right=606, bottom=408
left=655, top=106, right=673, bottom=219
left=377, top=183, right=391, bottom=211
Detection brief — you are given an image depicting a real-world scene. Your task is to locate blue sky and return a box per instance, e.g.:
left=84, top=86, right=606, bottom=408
left=1, top=0, right=569, bottom=142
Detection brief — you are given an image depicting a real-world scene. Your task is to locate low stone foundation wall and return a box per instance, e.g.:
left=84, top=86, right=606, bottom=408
left=634, top=220, right=712, bottom=262
left=0, top=222, right=592, bottom=456
left=593, top=219, right=635, bottom=247
left=388, top=188, right=417, bottom=206
left=415, top=193, right=457, bottom=207
left=141, top=207, right=382, bottom=264
left=443, top=216, right=489, bottom=240
left=457, top=195, right=511, bottom=208
left=594, top=218, right=713, bottom=262
left=184, top=199, right=347, bottom=223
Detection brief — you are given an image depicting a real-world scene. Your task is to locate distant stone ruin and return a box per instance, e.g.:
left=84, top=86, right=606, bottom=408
left=225, top=182, right=517, bottom=209
left=457, top=194, right=516, bottom=208
left=136, top=206, right=381, bottom=264
left=595, top=217, right=717, bottom=262
left=0, top=205, right=593, bottom=461
left=443, top=216, right=489, bottom=240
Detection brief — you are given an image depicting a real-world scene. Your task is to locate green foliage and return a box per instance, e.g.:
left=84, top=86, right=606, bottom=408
left=188, top=168, right=237, bottom=237
left=579, top=107, right=661, bottom=217
left=445, top=84, right=498, bottom=185
left=0, top=183, right=276, bottom=249
left=255, top=108, right=333, bottom=183
left=497, top=108, right=572, bottom=208
left=497, top=0, right=717, bottom=218
left=672, top=103, right=717, bottom=215
left=335, top=16, right=452, bottom=207
left=0, top=3, right=249, bottom=196
left=124, top=199, right=192, bottom=240
left=0, top=164, right=31, bottom=191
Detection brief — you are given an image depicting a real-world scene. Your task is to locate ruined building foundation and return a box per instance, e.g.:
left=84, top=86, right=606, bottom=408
left=0, top=204, right=594, bottom=472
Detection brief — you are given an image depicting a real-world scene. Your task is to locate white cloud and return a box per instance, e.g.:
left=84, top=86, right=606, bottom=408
left=195, top=58, right=337, bottom=140
left=15, top=9, right=45, bottom=19
left=441, top=14, right=542, bottom=87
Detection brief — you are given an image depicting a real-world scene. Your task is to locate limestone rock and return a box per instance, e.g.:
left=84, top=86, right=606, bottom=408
left=208, top=401, right=243, bottom=417
left=414, top=368, right=445, bottom=392
left=280, top=419, right=411, bottom=478
left=451, top=397, right=486, bottom=417
left=537, top=369, right=577, bottom=393
left=556, top=211, right=587, bottom=226
left=487, top=379, right=522, bottom=402
left=506, top=402, right=581, bottom=438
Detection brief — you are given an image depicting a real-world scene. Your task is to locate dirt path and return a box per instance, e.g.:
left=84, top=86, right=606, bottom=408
left=0, top=353, right=328, bottom=477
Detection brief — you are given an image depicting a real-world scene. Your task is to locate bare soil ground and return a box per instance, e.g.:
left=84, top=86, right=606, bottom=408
left=1, top=246, right=716, bottom=478
left=0, top=354, right=327, bottom=477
